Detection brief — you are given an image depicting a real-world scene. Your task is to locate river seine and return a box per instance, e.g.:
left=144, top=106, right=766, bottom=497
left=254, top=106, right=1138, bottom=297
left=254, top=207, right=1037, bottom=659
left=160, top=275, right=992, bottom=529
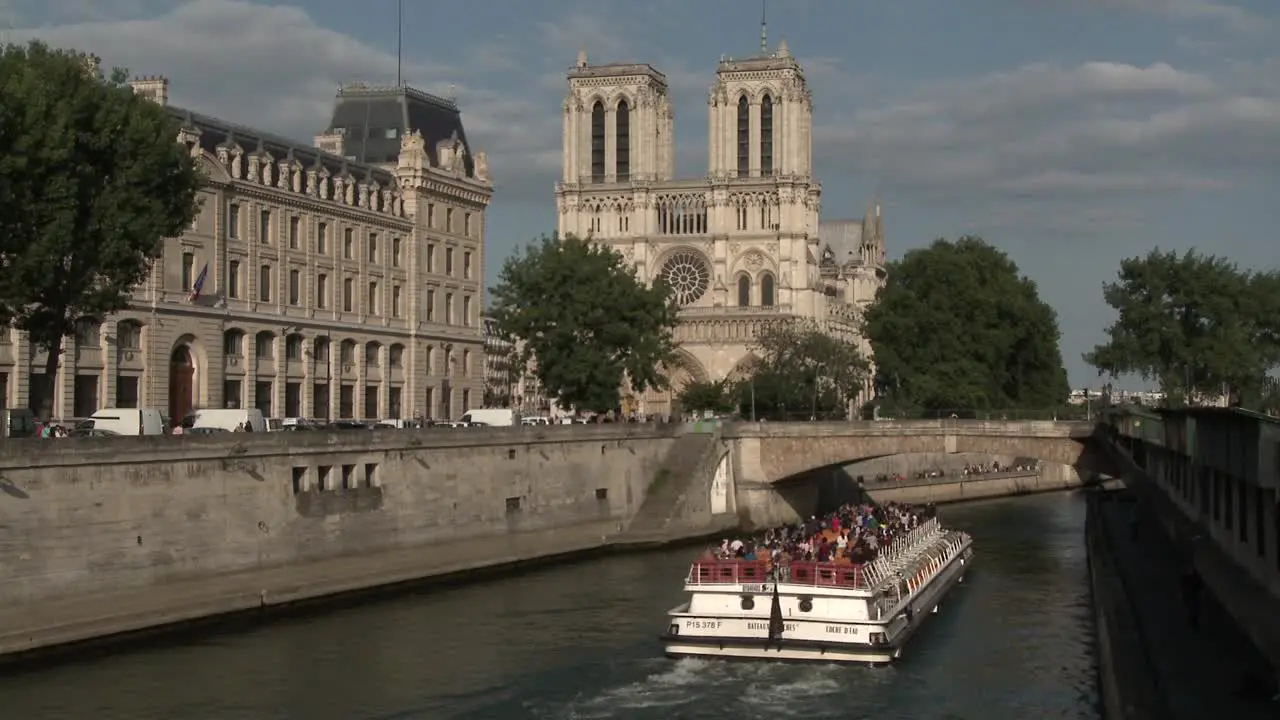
left=0, top=491, right=1098, bottom=719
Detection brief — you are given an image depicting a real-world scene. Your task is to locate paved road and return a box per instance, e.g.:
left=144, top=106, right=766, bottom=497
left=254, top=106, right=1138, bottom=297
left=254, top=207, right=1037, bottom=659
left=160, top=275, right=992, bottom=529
left=1096, top=490, right=1276, bottom=718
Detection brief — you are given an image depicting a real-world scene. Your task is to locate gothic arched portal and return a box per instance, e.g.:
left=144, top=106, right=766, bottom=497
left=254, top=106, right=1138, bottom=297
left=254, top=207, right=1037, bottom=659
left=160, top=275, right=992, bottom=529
left=634, top=349, right=708, bottom=420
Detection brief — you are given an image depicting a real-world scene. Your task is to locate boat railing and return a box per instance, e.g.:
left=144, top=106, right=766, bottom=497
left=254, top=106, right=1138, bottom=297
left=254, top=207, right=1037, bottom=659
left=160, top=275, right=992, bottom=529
left=684, top=519, right=965, bottom=592
left=686, top=560, right=875, bottom=589
left=864, top=518, right=944, bottom=581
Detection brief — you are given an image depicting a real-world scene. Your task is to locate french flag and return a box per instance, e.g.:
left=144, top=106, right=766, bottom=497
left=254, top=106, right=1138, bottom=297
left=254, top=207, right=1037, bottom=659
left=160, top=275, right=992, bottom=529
left=188, top=263, right=208, bottom=302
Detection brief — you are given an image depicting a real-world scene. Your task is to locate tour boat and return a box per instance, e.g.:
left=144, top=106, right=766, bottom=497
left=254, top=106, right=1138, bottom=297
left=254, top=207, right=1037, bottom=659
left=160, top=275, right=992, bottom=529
left=660, top=517, right=974, bottom=664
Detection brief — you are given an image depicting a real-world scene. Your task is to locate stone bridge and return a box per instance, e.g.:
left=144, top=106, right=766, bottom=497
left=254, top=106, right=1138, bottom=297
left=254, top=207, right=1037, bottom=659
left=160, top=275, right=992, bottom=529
left=709, top=420, right=1111, bottom=528
left=723, top=419, right=1103, bottom=485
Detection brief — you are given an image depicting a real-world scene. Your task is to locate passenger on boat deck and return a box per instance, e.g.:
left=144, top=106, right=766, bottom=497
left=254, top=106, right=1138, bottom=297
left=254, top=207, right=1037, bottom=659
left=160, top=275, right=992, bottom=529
left=701, top=501, right=938, bottom=566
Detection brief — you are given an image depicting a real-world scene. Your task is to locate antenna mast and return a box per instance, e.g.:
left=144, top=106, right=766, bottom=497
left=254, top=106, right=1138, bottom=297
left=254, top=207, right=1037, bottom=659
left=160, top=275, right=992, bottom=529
left=760, top=0, right=768, bottom=54
left=396, top=0, right=404, bottom=86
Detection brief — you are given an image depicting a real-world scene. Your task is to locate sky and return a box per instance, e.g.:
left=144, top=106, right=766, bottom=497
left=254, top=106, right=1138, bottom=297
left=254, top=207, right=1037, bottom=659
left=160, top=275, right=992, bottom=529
left=3, top=0, right=1278, bottom=389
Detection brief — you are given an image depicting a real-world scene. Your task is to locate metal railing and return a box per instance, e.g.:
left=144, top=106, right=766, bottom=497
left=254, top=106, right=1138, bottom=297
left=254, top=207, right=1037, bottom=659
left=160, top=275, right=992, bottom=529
left=684, top=517, right=948, bottom=591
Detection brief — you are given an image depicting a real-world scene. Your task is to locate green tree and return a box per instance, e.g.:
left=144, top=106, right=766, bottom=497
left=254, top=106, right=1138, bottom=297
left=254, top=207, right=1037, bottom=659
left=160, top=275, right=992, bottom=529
left=864, top=236, right=1070, bottom=412
left=737, top=319, right=870, bottom=420
left=489, top=234, right=680, bottom=413
left=1086, top=248, right=1280, bottom=405
left=677, top=379, right=738, bottom=416
left=0, top=42, right=201, bottom=418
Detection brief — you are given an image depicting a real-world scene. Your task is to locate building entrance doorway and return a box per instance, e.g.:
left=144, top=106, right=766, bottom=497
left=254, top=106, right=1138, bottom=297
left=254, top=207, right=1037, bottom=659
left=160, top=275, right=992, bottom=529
left=169, top=345, right=194, bottom=424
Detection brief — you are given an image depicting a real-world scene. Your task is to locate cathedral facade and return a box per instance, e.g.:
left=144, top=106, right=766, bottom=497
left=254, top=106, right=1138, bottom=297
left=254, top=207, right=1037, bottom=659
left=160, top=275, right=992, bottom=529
left=554, top=42, right=886, bottom=417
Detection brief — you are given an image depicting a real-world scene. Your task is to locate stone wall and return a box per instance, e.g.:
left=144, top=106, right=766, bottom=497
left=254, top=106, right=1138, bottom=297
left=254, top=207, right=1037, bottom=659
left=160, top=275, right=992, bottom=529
left=0, top=425, right=685, bottom=608
left=841, top=453, right=1035, bottom=478
left=864, top=471, right=1085, bottom=505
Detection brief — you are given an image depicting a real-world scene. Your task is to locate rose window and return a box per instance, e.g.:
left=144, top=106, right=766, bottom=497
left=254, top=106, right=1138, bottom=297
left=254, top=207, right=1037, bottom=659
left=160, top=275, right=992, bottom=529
left=659, top=251, right=711, bottom=305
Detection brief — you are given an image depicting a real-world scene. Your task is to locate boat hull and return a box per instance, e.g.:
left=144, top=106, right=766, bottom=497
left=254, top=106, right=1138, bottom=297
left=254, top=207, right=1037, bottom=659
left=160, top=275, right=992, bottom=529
left=662, top=540, right=974, bottom=665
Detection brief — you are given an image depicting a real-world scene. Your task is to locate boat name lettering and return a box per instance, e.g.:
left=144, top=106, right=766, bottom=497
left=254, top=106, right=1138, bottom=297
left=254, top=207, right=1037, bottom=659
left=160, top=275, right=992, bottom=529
left=824, top=625, right=859, bottom=635
left=747, top=621, right=798, bottom=631
left=741, top=584, right=772, bottom=593
left=684, top=619, right=722, bottom=630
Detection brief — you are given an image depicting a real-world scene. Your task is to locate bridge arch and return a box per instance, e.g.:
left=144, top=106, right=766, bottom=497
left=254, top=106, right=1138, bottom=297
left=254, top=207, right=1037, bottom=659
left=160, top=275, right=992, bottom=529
left=728, top=421, right=1103, bottom=485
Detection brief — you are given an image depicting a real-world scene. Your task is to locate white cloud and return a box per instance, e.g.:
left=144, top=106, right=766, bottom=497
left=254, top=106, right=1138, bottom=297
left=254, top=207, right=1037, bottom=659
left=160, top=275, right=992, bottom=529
left=1087, top=0, right=1270, bottom=35
left=10, top=0, right=558, bottom=197
left=9, top=1, right=1279, bottom=238
left=814, top=59, right=1280, bottom=216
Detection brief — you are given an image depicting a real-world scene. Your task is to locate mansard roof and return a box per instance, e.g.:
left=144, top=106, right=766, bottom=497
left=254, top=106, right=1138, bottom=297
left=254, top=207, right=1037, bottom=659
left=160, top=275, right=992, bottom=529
left=320, top=83, right=474, bottom=178
left=166, top=104, right=397, bottom=186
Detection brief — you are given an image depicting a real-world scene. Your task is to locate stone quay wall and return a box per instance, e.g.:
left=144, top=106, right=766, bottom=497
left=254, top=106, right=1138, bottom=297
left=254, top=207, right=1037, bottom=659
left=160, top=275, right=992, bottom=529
left=0, top=425, right=707, bottom=657
left=862, top=465, right=1088, bottom=506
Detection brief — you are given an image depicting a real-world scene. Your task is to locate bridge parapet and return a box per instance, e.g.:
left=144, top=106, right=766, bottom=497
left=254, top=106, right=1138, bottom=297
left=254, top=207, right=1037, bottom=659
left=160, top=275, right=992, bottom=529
left=723, top=419, right=1094, bottom=440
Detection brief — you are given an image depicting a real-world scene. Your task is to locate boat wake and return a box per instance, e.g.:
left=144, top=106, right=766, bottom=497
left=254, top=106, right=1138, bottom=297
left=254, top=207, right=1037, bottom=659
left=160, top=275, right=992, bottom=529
left=528, top=657, right=894, bottom=719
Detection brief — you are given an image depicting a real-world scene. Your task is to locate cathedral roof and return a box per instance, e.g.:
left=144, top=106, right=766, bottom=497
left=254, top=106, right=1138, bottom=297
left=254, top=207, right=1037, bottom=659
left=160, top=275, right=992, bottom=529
left=319, top=84, right=475, bottom=177
left=818, top=219, right=865, bottom=264
left=567, top=62, right=667, bottom=83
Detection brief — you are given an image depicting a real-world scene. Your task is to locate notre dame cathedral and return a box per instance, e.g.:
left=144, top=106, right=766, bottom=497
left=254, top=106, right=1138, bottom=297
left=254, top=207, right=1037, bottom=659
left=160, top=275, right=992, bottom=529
left=554, top=40, right=886, bottom=417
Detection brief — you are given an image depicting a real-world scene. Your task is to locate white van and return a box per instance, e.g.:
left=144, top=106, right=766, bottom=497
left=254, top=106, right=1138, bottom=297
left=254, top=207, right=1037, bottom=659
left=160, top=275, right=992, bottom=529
left=188, top=408, right=267, bottom=433
left=459, top=408, right=519, bottom=427
left=88, top=408, right=165, bottom=436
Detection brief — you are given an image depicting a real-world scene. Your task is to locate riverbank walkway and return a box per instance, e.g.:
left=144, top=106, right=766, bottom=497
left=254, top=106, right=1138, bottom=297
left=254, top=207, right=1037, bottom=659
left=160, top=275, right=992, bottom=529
left=1095, top=488, right=1276, bottom=718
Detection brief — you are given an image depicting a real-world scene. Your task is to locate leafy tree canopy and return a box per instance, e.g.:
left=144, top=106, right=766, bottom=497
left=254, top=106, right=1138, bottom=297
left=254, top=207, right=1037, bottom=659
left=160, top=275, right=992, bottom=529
left=864, top=236, right=1070, bottom=411
left=735, top=319, right=871, bottom=420
left=0, top=41, right=201, bottom=416
left=1085, top=248, right=1280, bottom=406
left=677, top=379, right=738, bottom=416
left=489, top=234, right=680, bottom=413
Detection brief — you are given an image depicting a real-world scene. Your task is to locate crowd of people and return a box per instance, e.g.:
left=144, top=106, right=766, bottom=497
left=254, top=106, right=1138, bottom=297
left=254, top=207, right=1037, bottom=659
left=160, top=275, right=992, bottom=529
left=865, top=460, right=1040, bottom=483
left=701, top=501, right=938, bottom=568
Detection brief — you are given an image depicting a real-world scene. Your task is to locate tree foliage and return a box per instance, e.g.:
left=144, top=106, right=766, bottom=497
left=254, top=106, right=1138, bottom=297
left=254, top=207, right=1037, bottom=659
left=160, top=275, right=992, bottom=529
left=489, top=234, right=680, bottom=413
left=0, top=41, right=201, bottom=416
left=736, top=319, right=871, bottom=420
left=864, top=236, right=1070, bottom=411
left=1086, top=248, right=1280, bottom=406
left=677, top=379, right=738, bottom=416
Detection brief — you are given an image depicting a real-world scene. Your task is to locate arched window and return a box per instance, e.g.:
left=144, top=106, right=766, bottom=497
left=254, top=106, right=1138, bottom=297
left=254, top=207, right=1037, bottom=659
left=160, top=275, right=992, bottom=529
left=254, top=331, right=275, bottom=359
left=223, top=329, right=244, bottom=356
left=616, top=99, right=630, bottom=182
left=74, top=317, right=101, bottom=347
left=389, top=343, right=405, bottom=368
left=339, top=339, right=357, bottom=365
left=117, top=320, right=143, bottom=350
left=761, top=273, right=776, bottom=307
left=736, top=96, right=750, bottom=178
left=313, top=336, right=330, bottom=363
left=364, top=341, right=381, bottom=367
left=737, top=275, right=751, bottom=307
left=590, top=100, right=605, bottom=183
left=285, top=334, right=304, bottom=362
left=760, top=94, right=773, bottom=176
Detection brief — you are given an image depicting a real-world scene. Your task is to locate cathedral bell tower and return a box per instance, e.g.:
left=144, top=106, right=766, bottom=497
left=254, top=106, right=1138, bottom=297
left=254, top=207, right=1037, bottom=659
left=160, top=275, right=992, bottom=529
left=562, top=50, right=674, bottom=185
left=707, top=39, right=812, bottom=180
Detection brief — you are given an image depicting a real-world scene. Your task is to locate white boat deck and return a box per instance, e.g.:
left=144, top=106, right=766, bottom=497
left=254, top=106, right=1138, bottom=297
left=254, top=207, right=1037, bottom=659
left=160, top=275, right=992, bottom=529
left=662, top=517, right=975, bottom=664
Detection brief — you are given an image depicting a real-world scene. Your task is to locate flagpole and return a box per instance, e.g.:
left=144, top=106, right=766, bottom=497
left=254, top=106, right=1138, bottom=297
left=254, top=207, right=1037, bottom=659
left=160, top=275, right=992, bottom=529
left=396, top=0, right=403, bottom=87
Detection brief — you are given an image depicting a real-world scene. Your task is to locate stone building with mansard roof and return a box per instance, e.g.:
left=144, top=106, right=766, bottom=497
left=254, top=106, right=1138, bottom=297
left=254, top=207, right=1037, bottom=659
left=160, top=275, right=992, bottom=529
left=554, top=41, right=886, bottom=417
left=0, top=77, right=491, bottom=423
